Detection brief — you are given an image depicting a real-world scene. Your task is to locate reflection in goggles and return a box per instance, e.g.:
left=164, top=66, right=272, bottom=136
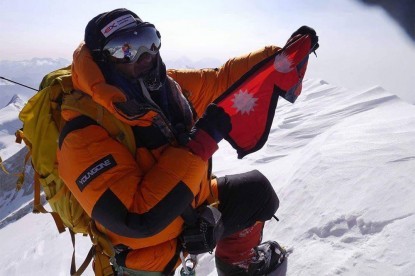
left=103, top=26, right=161, bottom=64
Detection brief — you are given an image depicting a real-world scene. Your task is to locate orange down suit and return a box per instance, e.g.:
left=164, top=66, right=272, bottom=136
left=57, top=43, right=280, bottom=271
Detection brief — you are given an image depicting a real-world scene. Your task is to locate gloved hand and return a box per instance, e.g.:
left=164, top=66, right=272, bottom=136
left=288, top=25, right=319, bottom=52
left=184, top=103, right=232, bottom=161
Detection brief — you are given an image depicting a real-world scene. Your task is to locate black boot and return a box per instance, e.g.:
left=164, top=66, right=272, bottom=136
left=216, top=241, right=287, bottom=276
left=247, top=241, right=287, bottom=275
left=216, top=255, right=250, bottom=276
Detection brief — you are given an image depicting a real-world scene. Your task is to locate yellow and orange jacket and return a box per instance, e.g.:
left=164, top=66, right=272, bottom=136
left=57, top=43, right=279, bottom=271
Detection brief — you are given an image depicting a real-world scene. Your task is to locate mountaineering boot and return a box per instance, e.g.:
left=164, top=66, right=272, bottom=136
left=215, top=223, right=264, bottom=275
left=216, top=240, right=287, bottom=275
left=247, top=241, right=287, bottom=275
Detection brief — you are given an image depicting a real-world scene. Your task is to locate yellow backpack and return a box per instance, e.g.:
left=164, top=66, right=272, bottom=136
left=16, top=66, right=135, bottom=276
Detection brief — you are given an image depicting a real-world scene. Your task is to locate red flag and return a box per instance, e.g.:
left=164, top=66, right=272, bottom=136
left=214, top=26, right=318, bottom=158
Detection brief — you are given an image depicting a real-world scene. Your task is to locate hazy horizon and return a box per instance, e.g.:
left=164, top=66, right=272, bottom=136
left=1, top=0, right=414, bottom=103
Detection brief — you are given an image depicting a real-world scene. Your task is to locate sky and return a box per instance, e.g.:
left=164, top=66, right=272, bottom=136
left=1, top=0, right=414, bottom=103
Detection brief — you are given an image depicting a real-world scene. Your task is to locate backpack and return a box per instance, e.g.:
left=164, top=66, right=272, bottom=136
left=15, top=66, right=134, bottom=276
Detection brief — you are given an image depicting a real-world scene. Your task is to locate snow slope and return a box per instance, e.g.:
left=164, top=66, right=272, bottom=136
left=1, top=79, right=414, bottom=276
left=0, top=95, right=26, bottom=160
left=0, top=95, right=34, bottom=230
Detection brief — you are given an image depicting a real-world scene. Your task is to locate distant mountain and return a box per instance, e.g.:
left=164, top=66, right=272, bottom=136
left=0, top=94, right=25, bottom=159
left=5, top=94, right=25, bottom=110
left=0, top=56, right=225, bottom=107
left=0, top=57, right=70, bottom=88
left=0, top=58, right=71, bottom=106
left=0, top=93, right=34, bottom=230
left=0, top=56, right=223, bottom=91
left=0, top=146, right=35, bottom=230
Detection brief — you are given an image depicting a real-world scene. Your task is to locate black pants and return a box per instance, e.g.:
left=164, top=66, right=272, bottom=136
left=216, top=170, right=279, bottom=238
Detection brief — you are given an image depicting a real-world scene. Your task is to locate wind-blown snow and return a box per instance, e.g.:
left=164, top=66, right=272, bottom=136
left=1, top=79, right=414, bottom=276
left=0, top=95, right=25, bottom=160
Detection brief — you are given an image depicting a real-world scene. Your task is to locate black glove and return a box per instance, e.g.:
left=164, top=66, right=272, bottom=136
left=193, top=103, right=232, bottom=142
left=288, top=25, right=319, bottom=52
left=184, top=104, right=232, bottom=160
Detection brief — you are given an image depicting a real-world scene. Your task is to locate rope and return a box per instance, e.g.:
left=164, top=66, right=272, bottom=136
left=0, top=76, right=38, bottom=91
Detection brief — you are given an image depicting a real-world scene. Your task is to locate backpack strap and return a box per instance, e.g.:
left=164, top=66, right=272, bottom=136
left=14, top=139, right=31, bottom=191
left=89, top=221, right=115, bottom=276
left=32, top=171, right=66, bottom=233
left=59, top=115, right=98, bottom=149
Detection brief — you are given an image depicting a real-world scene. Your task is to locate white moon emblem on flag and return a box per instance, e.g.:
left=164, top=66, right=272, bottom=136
left=231, top=90, right=258, bottom=115
left=274, top=52, right=293, bottom=73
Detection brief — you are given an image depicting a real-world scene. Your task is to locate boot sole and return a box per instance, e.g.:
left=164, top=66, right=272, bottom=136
left=266, top=257, right=288, bottom=276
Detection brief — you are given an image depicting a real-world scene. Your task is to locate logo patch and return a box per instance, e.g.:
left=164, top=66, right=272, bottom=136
left=101, top=14, right=136, bottom=37
left=76, top=155, right=117, bottom=191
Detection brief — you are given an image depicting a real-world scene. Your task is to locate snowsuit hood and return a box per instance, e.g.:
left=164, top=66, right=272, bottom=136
left=71, top=43, right=127, bottom=113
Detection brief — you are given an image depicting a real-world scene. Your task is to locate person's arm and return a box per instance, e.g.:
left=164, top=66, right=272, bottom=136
left=167, top=45, right=280, bottom=117
left=58, top=123, right=207, bottom=238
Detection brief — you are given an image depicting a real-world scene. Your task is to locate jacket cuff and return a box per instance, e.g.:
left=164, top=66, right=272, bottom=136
left=186, top=129, right=219, bottom=161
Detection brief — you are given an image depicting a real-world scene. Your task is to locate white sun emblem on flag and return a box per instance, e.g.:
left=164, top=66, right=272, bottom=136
left=274, top=52, right=293, bottom=73
left=231, top=90, right=258, bottom=115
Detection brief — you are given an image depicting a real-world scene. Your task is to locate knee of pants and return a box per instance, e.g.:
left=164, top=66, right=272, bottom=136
left=219, top=169, right=279, bottom=221
left=248, top=170, right=279, bottom=220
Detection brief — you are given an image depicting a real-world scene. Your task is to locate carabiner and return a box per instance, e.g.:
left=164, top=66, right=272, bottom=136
left=179, top=251, right=198, bottom=276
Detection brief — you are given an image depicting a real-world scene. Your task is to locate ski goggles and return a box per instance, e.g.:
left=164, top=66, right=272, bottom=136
left=102, top=25, right=161, bottom=64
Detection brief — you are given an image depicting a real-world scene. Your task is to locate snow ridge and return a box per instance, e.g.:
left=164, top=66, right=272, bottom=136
left=6, top=94, right=26, bottom=109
